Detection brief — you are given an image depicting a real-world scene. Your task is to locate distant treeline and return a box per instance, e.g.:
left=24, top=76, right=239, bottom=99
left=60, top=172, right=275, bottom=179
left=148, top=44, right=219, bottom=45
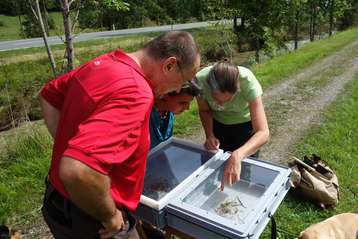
left=1, top=0, right=357, bottom=34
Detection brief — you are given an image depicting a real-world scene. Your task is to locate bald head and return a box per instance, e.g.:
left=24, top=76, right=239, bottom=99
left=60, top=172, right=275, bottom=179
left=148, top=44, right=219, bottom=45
left=143, top=31, right=200, bottom=71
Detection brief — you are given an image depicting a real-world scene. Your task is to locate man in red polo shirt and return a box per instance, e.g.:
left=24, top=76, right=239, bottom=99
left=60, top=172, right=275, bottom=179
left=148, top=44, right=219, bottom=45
left=40, top=31, right=200, bottom=239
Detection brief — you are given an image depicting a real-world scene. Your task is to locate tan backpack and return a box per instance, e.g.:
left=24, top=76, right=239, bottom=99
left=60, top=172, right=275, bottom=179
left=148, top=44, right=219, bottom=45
left=289, top=154, right=339, bottom=208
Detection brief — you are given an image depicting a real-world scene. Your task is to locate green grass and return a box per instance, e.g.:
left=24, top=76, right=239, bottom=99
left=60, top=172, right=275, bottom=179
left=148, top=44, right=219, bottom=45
left=173, top=102, right=201, bottom=136
left=0, top=15, right=22, bottom=41
left=260, top=73, right=358, bottom=239
left=252, top=27, right=358, bottom=88
left=0, top=12, right=65, bottom=41
left=0, top=124, right=52, bottom=225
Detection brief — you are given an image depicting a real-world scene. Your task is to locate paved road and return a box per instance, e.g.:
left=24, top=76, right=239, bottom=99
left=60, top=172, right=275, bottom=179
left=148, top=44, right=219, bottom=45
left=0, top=21, right=221, bottom=51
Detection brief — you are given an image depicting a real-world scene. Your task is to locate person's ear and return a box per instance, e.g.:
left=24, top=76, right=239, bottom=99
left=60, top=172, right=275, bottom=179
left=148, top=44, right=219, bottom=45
left=163, top=57, right=177, bottom=73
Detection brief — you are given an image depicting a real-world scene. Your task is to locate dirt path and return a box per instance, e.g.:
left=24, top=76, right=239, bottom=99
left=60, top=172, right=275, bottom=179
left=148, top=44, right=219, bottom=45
left=187, top=39, right=358, bottom=165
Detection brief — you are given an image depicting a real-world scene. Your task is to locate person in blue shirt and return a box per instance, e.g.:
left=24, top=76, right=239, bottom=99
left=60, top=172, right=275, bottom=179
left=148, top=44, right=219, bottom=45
left=149, top=80, right=202, bottom=149
left=142, top=80, right=201, bottom=239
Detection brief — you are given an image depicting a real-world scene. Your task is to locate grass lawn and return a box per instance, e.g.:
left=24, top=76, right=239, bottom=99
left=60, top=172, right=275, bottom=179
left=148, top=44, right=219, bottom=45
left=253, top=27, right=358, bottom=88
left=0, top=15, right=22, bottom=41
left=0, top=12, right=65, bottom=41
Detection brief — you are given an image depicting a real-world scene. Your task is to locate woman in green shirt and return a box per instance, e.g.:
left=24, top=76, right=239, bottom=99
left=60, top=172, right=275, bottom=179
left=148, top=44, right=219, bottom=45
left=196, top=61, right=269, bottom=190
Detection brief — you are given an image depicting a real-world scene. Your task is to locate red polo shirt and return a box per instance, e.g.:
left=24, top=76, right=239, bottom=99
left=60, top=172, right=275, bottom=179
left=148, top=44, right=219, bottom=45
left=40, top=50, right=153, bottom=211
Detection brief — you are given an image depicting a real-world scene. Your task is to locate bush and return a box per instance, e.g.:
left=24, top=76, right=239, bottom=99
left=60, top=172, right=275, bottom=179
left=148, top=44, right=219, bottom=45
left=20, top=12, right=55, bottom=38
left=196, top=28, right=237, bottom=63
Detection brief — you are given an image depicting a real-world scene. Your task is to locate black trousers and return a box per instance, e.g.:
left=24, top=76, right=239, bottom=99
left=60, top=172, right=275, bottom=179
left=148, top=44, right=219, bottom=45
left=42, top=181, right=138, bottom=239
left=213, top=119, right=259, bottom=158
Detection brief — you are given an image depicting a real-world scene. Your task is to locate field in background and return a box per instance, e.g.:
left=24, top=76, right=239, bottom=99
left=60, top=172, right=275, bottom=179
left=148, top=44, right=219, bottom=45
left=0, top=12, right=64, bottom=41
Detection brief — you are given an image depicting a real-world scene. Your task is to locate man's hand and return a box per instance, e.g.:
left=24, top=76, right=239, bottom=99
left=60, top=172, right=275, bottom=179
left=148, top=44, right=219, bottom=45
left=220, top=152, right=243, bottom=191
left=99, top=209, right=127, bottom=239
left=204, top=136, right=220, bottom=151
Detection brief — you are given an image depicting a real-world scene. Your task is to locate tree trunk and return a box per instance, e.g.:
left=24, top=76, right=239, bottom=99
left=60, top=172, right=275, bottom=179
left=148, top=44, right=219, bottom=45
left=34, top=0, right=57, bottom=77
left=42, top=0, right=50, bottom=35
left=254, top=37, right=260, bottom=63
left=60, top=0, right=75, bottom=71
left=294, top=9, right=299, bottom=50
left=241, top=18, right=245, bottom=29
left=233, top=16, right=238, bottom=32
left=309, top=4, right=315, bottom=42
left=312, top=11, right=316, bottom=41
left=329, top=0, right=334, bottom=36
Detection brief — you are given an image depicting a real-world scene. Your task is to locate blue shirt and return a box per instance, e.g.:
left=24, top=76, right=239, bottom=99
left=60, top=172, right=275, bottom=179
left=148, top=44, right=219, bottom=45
left=149, top=109, right=174, bottom=149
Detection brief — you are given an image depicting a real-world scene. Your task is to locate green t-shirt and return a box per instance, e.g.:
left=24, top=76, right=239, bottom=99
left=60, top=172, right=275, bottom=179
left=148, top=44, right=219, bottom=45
left=196, top=66, right=263, bottom=125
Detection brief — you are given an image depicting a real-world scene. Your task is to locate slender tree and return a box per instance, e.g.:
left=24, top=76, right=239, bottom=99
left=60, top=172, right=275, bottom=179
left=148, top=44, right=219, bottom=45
left=29, top=0, right=57, bottom=77
left=58, top=0, right=75, bottom=71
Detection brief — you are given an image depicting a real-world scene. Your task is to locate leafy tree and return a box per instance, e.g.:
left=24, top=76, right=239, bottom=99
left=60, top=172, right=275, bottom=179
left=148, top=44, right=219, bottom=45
left=337, top=0, right=358, bottom=29
left=200, top=0, right=237, bottom=61
left=78, top=0, right=129, bottom=30
left=307, top=0, right=324, bottom=41
left=159, top=0, right=208, bottom=22
left=321, top=0, right=350, bottom=35
left=286, top=0, right=308, bottom=50
left=229, top=0, right=288, bottom=62
left=20, top=0, right=56, bottom=38
left=0, top=0, right=25, bottom=15
left=113, top=0, right=169, bottom=29
left=0, top=0, right=58, bottom=15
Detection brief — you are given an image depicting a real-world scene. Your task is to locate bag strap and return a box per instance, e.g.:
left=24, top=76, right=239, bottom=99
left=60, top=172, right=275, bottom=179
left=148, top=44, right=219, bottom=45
left=292, top=157, right=316, bottom=172
left=269, top=214, right=277, bottom=239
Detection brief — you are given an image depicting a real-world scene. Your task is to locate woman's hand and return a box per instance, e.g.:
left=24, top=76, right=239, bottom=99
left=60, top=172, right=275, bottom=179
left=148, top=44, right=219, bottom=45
left=221, top=151, right=244, bottom=191
left=204, top=136, right=220, bottom=151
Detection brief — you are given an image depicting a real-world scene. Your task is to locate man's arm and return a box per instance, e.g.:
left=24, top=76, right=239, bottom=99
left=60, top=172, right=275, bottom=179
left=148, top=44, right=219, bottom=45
left=59, top=156, right=124, bottom=236
left=40, top=96, right=60, bottom=139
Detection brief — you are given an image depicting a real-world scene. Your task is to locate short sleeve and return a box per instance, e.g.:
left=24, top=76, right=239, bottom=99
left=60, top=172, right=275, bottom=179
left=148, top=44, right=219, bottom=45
left=63, top=85, right=153, bottom=175
left=240, top=67, right=263, bottom=102
left=40, top=71, right=75, bottom=110
left=195, top=66, right=212, bottom=85
left=195, top=66, right=213, bottom=102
